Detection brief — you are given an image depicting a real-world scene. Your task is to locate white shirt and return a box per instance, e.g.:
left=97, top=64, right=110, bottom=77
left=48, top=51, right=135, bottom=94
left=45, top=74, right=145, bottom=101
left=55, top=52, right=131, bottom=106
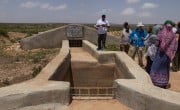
left=146, top=44, right=157, bottom=61
left=96, top=18, right=110, bottom=34
left=120, top=28, right=132, bottom=44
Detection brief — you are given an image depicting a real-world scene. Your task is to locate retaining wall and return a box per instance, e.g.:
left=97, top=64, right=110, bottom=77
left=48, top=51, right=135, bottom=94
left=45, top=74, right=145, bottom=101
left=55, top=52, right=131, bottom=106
left=0, top=40, right=71, bottom=110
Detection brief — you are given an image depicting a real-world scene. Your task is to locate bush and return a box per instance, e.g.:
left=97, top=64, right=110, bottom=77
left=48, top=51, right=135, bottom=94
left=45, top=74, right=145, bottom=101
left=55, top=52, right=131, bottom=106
left=0, top=29, right=8, bottom=37
left=105, top=44, right=119, bottom=51
left=32, top=66, right=42, bottom=77
left=28, top=51, right=46, bottom=63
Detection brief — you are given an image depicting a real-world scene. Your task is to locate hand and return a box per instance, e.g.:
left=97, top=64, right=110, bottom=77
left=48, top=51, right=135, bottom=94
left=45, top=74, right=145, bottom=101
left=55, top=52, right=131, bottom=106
left=141, top=37, right=145, bottom=41
left=102, top=24, right=107, bottom=27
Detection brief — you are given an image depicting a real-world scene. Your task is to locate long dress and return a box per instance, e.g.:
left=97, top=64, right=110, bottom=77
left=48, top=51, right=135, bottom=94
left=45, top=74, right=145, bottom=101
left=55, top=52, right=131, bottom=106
left=150, top=25, right=178, bottom=88
left=150, top=48, right=170, bottom=87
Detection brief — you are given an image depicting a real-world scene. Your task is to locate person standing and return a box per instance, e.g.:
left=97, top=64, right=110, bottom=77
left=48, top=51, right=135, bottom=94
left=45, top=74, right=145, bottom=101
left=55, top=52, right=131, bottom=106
left=129, top=22, right=147, bottom=67
left=150, top=20, right=178, bottom=89
left=172, top=22, right=180, bottom=72
left=145, top=25, right=161, bottom=74
left=145, top=36, right=157, bottom=74
left=120, top=22, right=132, bottom=54
left=95, top=14, right=110, bottom=50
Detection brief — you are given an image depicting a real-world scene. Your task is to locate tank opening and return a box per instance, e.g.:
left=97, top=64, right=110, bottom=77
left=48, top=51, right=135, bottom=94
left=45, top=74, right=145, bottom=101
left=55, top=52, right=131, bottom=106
left=69, top=40, right=82, bottom=47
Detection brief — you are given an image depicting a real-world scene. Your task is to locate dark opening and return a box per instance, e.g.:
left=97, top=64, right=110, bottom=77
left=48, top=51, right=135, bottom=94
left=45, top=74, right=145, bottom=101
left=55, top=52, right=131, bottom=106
left=69, top=40, right=82, bottom=47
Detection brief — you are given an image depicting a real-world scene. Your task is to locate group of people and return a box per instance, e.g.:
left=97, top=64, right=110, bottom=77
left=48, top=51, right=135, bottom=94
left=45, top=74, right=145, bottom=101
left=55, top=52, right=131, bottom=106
left=95, top=14, right=180, bottom=89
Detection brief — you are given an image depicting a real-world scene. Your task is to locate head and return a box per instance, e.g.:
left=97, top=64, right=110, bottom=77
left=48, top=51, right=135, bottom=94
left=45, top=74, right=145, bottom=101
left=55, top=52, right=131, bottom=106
left=152, top=24, right=162, bottom=35
left=178, top=22, right=180, bottom=29
left=164, top=20, right=173, bottom=31
left=148, top=26, right=153, bottom=34
left=137, top=22, right=144, bottom=31
left=124, top=22, right=129, bottom=29
left=149, top=35, right=157, bottom=45
left=102, top=14, right=106, bottom=21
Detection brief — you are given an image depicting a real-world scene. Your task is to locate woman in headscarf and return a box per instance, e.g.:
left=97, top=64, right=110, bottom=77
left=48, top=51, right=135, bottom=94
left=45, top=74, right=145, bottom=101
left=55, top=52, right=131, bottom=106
left=145, top=25, right=162, bottom=74
left=150, top=20, right=178, bottom=88
left=145, top=35, right=157, bottom=74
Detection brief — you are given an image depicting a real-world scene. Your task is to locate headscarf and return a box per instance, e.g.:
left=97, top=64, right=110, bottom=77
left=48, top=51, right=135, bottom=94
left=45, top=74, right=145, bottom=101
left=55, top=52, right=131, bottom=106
left=152, top=24, right=162, bottom=35
left=144, top=34, right=157, bottom=46
left=157, top=21, right=178, bottom=61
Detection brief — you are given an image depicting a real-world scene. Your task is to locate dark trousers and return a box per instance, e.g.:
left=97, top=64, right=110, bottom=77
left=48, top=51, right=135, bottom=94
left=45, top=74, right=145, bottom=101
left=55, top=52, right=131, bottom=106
left=98, top=34, right=107, bottom=50
left=120, top=44, right=130, bottom=54
left=145, top=56, right=153, bottom=74
left=172, top=51, right=180, bottom=71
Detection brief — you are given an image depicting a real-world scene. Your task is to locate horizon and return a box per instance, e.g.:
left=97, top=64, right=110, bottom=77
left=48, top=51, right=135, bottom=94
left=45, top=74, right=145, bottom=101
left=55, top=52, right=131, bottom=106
left=0, top=0, right=179, bottom=24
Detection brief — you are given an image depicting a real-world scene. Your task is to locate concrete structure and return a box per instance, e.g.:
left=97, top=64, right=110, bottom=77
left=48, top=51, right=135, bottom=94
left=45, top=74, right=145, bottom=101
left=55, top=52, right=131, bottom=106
left=83, top=40, right=180, bottom=110
left=20, top=24, right=119, bottom=50
left=0, top=40, right=71, bottom=110
left=0, top=24, right=179, bottom=110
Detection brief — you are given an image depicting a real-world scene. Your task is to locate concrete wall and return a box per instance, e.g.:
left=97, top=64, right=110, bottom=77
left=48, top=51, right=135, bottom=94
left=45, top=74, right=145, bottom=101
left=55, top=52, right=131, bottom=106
left=20, top=26, right=67, bottom=50
left=84, top=25, right=119, bottom=45
left=72, top=63, right=115, bottom=87
left=20, top=24, right=120, bottom=50
left=0, top=40, right=71, bottom=110
left=82, top=40, right=180, bottom=110
left=114, top=80, right=180, bottom=110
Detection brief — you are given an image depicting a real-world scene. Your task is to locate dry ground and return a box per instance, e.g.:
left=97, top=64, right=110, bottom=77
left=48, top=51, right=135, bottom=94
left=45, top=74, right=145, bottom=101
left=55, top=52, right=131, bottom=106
left=67, top=100, right=132, bottom=110
left=0, top=32, right=59, bottom=87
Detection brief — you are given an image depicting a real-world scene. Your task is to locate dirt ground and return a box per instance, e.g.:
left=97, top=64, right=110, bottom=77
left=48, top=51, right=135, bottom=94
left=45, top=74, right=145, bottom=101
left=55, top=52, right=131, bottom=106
left=169, top=71, right=180, bottom=92
left=0, top=32, right=59, bottom=87
left=67, top=100, right=132, bottom=110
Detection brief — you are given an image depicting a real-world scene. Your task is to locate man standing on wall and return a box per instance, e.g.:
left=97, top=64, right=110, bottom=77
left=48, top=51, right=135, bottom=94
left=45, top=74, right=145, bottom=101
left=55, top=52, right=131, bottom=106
left=95, top=14, right=110, bottom=50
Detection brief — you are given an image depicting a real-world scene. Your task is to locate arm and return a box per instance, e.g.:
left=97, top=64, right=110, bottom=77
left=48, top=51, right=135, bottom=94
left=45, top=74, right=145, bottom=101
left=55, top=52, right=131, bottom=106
left=105, top=20, right=110, bottom=28
left=142, top=30, right=147, bottom=40
left=176, top=33, right=180, bottom=41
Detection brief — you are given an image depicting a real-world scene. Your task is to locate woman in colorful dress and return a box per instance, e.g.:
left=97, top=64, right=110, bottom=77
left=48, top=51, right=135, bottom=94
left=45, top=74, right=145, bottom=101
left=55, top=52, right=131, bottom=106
left=150, top=20, right=178, bottom=88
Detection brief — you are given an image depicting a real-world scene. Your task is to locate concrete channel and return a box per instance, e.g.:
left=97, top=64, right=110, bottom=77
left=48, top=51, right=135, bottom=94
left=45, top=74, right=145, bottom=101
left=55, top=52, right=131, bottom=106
left=0, top=24, right=179, bottom=110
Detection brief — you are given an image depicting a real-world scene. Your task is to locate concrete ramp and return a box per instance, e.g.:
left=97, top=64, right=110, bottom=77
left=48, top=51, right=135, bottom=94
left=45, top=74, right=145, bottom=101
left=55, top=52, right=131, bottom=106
left=71, top=48, right=98, bottom=67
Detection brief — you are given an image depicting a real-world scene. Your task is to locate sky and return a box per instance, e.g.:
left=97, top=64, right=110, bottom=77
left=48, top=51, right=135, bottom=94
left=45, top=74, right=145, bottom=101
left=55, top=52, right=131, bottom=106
left=0, top=0, right=179, bottom=24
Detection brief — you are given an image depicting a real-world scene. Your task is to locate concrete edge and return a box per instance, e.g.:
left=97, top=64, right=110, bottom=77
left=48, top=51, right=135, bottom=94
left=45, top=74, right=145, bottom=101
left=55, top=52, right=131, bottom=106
left=0, top=40, right=71, bottom=110
left=82, top=40, right=151, bottom=84
left=114, top=79, right=180, bottom=110
left=82, top=40, right=115, bottom=64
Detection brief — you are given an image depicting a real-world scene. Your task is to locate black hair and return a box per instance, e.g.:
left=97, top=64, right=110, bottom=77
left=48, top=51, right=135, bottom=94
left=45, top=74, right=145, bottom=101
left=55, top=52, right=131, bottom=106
left=178, top=22, right=180, bottom=28
left=124, top=22, right=129, bottom=33
left=102, top=14, right=106, bottom=18
left=148, top=26, right=153, bottom=34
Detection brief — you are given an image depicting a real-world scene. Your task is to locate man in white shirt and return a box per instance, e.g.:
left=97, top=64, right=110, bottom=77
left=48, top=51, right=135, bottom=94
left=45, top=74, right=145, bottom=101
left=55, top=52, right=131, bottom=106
left=95, top=15, right=110, bottom=50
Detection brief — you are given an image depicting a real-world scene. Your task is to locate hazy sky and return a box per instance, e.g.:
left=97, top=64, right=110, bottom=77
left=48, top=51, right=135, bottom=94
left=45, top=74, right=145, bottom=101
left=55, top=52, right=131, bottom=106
left=0, top=0, right=179, bottom=24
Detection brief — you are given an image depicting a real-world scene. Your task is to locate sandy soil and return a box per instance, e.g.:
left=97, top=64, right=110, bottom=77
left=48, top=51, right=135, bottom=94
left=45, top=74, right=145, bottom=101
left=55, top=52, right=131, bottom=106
left=67, top=100, right=132, bottom=110
left=169, top=71, right=180, bottom=92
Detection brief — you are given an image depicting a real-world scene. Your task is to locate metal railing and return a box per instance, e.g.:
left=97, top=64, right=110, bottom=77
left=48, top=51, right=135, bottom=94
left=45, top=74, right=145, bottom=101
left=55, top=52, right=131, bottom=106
left=70, top=87, right=116, bottom=99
